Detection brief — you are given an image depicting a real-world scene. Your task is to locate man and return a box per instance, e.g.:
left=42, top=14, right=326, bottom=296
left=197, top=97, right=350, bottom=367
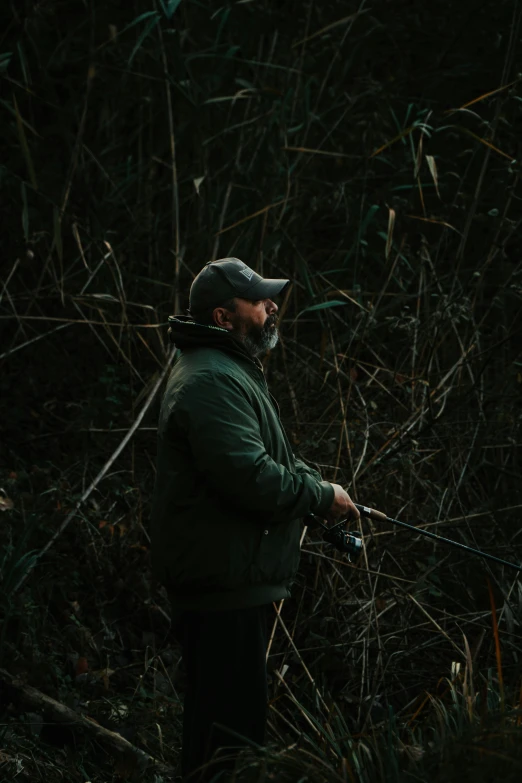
left=150, top=258, right=359, bottom=781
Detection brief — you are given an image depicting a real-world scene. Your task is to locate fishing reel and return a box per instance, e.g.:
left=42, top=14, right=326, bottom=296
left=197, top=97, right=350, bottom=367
left=306, top=515, right=363, bottom=562
left=324, top=522, right=363, bottom=561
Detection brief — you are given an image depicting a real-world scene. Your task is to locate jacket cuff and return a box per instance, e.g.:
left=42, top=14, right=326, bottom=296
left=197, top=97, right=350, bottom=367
left=313, top=481, right=335, bottom=518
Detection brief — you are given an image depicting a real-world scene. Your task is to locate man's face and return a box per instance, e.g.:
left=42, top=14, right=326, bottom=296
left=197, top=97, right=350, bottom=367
left=228, top=297, right=279, bottom=356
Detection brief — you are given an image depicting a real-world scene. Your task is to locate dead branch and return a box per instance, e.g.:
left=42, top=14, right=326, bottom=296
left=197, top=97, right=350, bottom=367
left=0, top=667, right=175, bottom=777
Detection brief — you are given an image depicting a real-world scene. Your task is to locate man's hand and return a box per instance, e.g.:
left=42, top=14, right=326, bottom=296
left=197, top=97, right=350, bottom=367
left=327, top=483, right=360, bottom=526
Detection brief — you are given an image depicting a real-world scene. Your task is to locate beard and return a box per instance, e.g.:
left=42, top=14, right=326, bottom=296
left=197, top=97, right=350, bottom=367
left=242, top=314, right=279, bottom=357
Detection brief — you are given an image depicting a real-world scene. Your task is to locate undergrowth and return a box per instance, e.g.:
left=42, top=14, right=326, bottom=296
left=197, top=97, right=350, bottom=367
left=1, top=0, right=522, bottom=780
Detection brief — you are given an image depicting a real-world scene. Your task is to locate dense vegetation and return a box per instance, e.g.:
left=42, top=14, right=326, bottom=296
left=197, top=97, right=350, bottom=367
left=1, top=0, right=521, bottom=780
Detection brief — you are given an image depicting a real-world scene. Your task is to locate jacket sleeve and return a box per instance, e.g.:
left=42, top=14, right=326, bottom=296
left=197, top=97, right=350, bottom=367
left=294, top=456, right=323, bottom=483
left=174, top=370, right=334, bottom=522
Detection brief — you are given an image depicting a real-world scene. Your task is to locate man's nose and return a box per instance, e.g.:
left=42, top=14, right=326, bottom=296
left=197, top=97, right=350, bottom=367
left=265, top=299, right=278, bottom=314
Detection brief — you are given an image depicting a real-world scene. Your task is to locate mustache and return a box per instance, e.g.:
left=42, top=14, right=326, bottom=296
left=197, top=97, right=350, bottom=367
left=263, top=314, right=278, bottom=330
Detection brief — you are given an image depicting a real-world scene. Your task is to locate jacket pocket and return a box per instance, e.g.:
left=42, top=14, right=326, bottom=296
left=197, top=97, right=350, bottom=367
left=250, top=521, right=301, bottom=585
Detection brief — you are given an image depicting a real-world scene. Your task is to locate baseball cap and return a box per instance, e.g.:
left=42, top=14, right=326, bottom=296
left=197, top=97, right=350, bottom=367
left=189, top=258, right=290, bottom=313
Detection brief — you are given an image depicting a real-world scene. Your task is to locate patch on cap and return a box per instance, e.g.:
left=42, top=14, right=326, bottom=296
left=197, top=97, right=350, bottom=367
left=239, top=264, right=255, bottom=281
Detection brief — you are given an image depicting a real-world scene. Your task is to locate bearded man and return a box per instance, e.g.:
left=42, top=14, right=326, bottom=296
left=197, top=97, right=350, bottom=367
left=150, top=258, right=359, bottom=781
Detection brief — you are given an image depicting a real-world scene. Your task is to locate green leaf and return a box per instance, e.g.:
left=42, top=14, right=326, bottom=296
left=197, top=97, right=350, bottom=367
left=3, top=550, right=40, bottom=593
left=0, top=52, right=12, bottom=73
left=214, top=6, right=231, bottom=47
left=13, top=95, right=37, bottom=190
left=235, top=78, right=255, bottom=90
left=223, top=45, right=240, bottom=58
left=127, top=13, right=160, bottom=68
left=121, top=10, right=159, bottom=35
left=159, top=0, right=183, bottom=20
left=359, top=204, right=379, bottom=240
left=391, top=183, right=436, bottom=191
left=17, top=42, right=30, bottom=85
left=298, top=300, right=348, bottom=316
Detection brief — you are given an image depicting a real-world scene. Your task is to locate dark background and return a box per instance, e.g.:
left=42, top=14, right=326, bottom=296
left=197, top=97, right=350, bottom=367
left=1, top=1, right=521, bottom=781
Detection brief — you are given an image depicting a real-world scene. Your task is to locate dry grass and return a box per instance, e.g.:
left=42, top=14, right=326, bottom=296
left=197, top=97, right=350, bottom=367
left=1, top=0, right=522, bottom=780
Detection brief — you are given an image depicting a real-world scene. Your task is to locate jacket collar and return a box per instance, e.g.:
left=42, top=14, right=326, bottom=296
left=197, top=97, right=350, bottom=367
left=167, top=315, right=264, bottom=372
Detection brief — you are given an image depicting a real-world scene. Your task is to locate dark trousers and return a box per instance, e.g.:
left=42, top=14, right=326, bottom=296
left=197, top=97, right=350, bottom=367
left=173, top=604, right=270, bottom=782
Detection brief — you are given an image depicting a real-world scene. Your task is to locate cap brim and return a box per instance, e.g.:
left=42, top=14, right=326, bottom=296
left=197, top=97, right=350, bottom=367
left=242, top=278, right=290, bottom=300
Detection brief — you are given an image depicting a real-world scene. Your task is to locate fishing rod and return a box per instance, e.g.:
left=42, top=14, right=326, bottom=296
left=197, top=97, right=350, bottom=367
left=306, top=504, right=522, bottom=574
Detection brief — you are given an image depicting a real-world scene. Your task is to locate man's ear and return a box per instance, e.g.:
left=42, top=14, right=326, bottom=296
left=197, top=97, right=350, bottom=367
left=212, top=306, right=234, bottom=330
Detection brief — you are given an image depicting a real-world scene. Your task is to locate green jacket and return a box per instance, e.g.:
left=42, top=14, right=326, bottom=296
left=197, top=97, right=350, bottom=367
left=150, top=316, right=334, bottom=610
